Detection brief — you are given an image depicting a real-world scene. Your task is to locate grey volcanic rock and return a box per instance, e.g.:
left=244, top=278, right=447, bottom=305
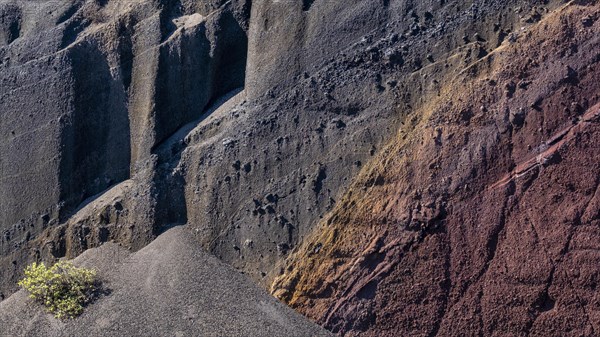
left=0, top=0, right=250, bottom=297
left=0, top=226, right=332, bottom=337
left=0, top=0, right=570, bottom=322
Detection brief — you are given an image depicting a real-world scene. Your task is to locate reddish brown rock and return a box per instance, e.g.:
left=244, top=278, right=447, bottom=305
left=272, top=3, right=600, bottom=336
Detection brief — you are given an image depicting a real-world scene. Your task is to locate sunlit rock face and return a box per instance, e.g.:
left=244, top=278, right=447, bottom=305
left=1, top=1, right=599, bottom=336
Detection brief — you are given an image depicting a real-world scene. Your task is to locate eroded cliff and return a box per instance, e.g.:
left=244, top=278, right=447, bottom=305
left=1, top=1, right=599, bottom=336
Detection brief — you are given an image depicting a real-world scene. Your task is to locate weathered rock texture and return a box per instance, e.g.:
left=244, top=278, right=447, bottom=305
left=0, top=0, right=251, bottom=297
left=272, top=2, right=600, bottom=336
left=1, top=0, right=599, bottom=336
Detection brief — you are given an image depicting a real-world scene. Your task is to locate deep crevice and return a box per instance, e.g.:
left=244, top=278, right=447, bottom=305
left=153, top=7, right=248, bottom=151
left=58, top=41, right=131, bottom=221
left=302, top=0, right=316, bottom=11
left=60, top=18, right=91, bottom=48
left=116, top=17, right=136, bottom=92
left=56, top=2, right=82, bottom=25
left=0, top=3, right=22, bottom=45
left=7, top=19, right=20, bottom=44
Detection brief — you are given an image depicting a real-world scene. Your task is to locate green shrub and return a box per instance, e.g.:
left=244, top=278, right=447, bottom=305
left=18, top=261, right=97, bottom=319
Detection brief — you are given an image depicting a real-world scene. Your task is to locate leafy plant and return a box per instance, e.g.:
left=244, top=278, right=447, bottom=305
left=18, top=261, right=97, bottom=319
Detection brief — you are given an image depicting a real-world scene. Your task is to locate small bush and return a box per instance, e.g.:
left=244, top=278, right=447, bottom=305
left=18, top=261, right=97, bottom=319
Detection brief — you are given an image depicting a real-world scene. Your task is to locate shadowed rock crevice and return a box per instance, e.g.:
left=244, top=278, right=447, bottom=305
left=302, top=0, right=316, bottom=11
left=60, top=16, right=91, bottom=49
left=159, top=0, right=183, bottom=42
left=116, top=16, right=136, bottom=93
left=56, top=1, right=83, bottom=25
left=153, top=9, right=248, bottom=150
left=58, top=41, right=131, bottom=221
left=0, top=3, right=21, bottom=46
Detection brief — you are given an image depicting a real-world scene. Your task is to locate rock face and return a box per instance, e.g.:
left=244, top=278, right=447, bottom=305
left=272, top=3, right=600, bottom=336
left=0, top=0, right=251, bottom=296
left=1, top=0, right=599, bottom=336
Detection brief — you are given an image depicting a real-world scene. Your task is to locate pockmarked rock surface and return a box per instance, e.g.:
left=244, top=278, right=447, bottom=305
left=272, top=2, right=600, bottom=336
left=1, top=0, right=599, bottom=336
left=0, top=226, right=332, bottom=337
left=1, top=0, right=252, bottom=296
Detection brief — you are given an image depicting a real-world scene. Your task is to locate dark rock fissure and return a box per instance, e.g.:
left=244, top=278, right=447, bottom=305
left=0, top=3, right=22, bottom=46
left=302, top=0, right=316, bottom=11
left=58, top=41, right=131, bottom=222
left=7, top=18, right=20, bottom=44
left=56, top=2, right=82, bottom=25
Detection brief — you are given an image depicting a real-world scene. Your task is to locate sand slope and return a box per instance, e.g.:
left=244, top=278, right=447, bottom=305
left=0, top=226, right=331, bottom=337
